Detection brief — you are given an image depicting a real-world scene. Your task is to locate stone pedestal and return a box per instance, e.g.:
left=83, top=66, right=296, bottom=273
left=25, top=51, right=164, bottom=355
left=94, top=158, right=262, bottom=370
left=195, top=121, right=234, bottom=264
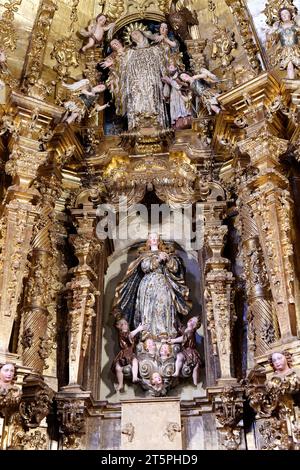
left=121, top=398, right=182, bottom=450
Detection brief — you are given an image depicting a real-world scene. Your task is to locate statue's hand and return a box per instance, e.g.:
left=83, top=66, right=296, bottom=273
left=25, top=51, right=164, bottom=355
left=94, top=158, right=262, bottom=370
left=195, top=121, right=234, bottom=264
left=159, top=252, right=169, bottom=262
left=155, top=35, right=164, bottom=43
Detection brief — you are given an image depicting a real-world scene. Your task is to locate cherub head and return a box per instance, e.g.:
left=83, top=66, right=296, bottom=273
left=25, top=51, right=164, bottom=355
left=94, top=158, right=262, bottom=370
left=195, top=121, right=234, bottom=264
left=96, top=14, right=107, bottom=25
left=115, top=318, right=129, bottom=333
left=110, top=38, right=124, bottom=52
left=0, top=363, right=16, bottom=387
left=144, top=338, right=156, bottom=355
left=150, top=372, right=163, bottom=389
left=186, top=316, right=201, bottom=331
left=148, top=232, right=159, bottom=247
left=179, top=72, right=192, bottom=84
left=269, top=351, right=293, bottom=375
left=160, top=22, right=169, bottom=36
left=278, top=7, right=293, bottom=23
left=159, top=343, right=172, bottom=358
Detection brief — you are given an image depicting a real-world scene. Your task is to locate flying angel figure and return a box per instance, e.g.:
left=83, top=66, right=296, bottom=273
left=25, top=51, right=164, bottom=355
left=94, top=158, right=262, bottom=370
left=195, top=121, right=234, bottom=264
left=179, top=68, right=221, bottom=115
left=79, top=14, right=115, bottom=53
left=61, top=78, right=109, bottom=124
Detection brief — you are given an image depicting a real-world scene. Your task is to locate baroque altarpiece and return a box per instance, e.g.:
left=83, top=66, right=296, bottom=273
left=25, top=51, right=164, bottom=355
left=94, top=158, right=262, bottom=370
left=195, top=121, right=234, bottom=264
left=0, top=0, right=300, bottom=451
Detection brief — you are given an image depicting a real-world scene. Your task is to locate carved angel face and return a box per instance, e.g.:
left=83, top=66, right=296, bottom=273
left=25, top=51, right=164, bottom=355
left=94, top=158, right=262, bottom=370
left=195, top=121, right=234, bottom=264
left=144, top=338, right=156, bottom=354
left=151, top=372, right=163, bottom=386
left=160, top=23, right=168, bottom=35
left=280, top=8, right=292, bottom=22
left=148, top=232, right=159, bottom=247
left=271, top=352, right=288, bottom=372
left=110, top=39, right=123, bottom=51
left=0, top=363, right=15, bottom=384
left=96, top=14, right=107, bottom=25
left=116, top=318, right=129, bottom=332
left=159, top=343, right=171, bottom=357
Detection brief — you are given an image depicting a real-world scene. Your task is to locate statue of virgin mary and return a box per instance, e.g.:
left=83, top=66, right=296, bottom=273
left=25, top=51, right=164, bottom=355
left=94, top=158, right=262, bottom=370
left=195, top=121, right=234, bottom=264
left=113, top=234, right=190, bottom=338
left=106, top=23, right=169, bottom=130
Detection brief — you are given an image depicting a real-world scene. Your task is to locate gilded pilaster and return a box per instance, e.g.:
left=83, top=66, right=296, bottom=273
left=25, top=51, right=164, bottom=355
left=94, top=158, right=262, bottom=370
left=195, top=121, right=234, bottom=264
left=225, top=0, right=262, bottom=74
left=237, top=195, right=280, bottom=358
left=22, top=0, right=58, bottom=91
left=238, top=130, right=297, bottom=342
left=218, top=73, right=299, bottom=350
left=0, top=92, right=63, bottom=355
left=66, top=197, right=103, bottom=387
left=204, top=203, right=236, bottom=384
left=21, top=170, right=62, bottom=373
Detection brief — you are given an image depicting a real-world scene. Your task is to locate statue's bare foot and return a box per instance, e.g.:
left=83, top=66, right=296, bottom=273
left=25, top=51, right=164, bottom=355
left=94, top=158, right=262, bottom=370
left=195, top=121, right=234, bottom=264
left=114, top=383, right=124, bottom=393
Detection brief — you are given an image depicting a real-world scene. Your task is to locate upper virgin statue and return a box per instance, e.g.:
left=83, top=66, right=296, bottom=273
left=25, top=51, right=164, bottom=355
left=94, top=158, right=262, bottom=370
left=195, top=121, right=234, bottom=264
left=101, top=23, right=170, bottom=130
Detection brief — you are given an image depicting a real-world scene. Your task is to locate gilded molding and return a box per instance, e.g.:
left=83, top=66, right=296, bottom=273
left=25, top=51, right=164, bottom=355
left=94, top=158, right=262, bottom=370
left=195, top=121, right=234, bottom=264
left=0, top=0, right=22, bottom=52
left=204, top=208, right=237, bottom=383
left=225, top=0, right=262, bottom=73
left=22, top=0, right=58, bottom=90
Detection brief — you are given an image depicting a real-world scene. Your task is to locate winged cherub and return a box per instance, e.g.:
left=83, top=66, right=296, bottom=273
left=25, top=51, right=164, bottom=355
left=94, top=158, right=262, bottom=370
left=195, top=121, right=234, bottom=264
left=79, top=14, right=115, bottom=53
left=62, top=78, right=109, bottom=124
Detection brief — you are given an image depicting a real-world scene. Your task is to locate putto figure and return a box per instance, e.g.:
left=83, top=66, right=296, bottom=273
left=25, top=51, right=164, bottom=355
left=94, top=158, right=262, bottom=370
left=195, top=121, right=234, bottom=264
left=169, top=316, right=201, bottom=386
left=266, top=7, right=300, bottom=79
left=79, top=14, right=115, bottom=53
left=62, top=78, right=109, bottom=124
left=179, top=69, right=221, bottom=115
left=111, top=316, right=147, bottom=392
